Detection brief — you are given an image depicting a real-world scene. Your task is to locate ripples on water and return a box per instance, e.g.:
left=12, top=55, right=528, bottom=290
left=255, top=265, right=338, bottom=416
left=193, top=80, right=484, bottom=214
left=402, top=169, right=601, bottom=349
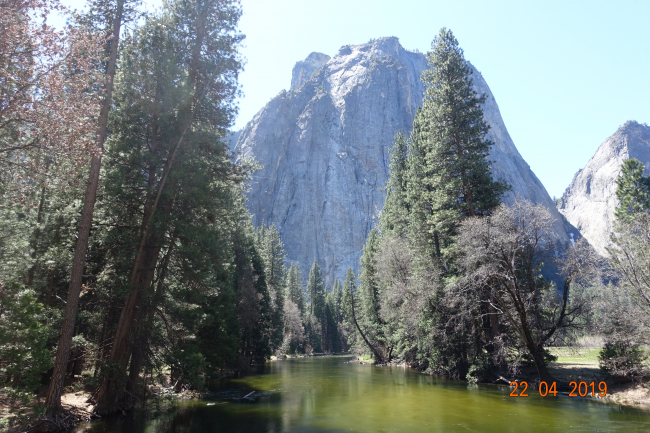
left=75, top=356, right=650, bottom=432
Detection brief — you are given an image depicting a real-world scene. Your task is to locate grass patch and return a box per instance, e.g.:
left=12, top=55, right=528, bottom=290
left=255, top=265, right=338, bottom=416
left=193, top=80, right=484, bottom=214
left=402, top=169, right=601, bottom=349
left=358, top=354, right=375, bottom=364
left=547, top=346, right=604, bottom=383
left=550, top=347, right=601, bottom=366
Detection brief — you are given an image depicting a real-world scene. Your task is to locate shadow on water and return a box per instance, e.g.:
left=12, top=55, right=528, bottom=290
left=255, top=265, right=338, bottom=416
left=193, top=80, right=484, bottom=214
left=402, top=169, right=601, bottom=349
left=75, top=404, right=347, bottom=433
left=75, top=356, right=650, bottom=433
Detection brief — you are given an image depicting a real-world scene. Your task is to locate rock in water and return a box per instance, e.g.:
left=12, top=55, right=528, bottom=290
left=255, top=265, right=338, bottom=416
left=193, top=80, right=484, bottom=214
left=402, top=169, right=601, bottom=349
left=236, top=37, right=570, bottom=285
left=558, top=121, right=650, bottom=255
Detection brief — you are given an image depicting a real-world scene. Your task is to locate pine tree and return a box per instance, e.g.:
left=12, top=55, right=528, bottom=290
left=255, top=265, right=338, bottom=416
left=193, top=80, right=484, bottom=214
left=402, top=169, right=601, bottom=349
left=257, top=223, right=287, bottom=352
left=306, top=259, right=325, bottom=352
left=342, top=268, right=383, bottom=362
left=615, top=158, right=650, bottom=222
left=331, top=279, right=343, bottom=323
left=45, top=0, right=129, bottom=418
left=285, top=263, right=305, bottom=315
left=408, top=28, right=509, bottom=260
left=330, top=279, right=347, bottom=352
left=380, top=131, right=410, bottom=236
left=358, top=229, right=391, bottom=360
left=307, top=259, right=325, bottom=319
left=94, top=0, right=244, bottom=415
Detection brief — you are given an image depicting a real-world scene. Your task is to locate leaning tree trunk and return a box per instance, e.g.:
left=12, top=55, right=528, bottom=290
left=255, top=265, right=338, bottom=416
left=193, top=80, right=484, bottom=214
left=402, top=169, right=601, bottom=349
left=350, top=297, right=385, bottom=363
left=44, top=0, right=125, bottom=419
left=124, top=236, right=175, bottom=405
left=93, top=218, right=170, bottom=415
left=530, top=345, right=555, bottom=384
left=96, top=2, right=205, bottom=415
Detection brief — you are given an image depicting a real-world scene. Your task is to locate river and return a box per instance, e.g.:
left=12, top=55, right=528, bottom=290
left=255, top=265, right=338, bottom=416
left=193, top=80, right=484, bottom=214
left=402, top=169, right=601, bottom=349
left=75, top=356, right=650, bottom=432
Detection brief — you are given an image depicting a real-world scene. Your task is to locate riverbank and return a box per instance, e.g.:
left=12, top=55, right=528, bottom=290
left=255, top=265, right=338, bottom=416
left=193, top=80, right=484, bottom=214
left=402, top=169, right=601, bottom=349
left=351, top=349, right=650, bottom=409
left=3, top=351, right=649, bottom=432
left=0, top=390, right=94, bottom=433
left=548, top=346, right=650, bottom=408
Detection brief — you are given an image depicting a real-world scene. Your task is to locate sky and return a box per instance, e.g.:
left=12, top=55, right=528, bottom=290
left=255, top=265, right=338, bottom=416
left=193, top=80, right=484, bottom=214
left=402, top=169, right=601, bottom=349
left=56, top=0, right=650, bottom=199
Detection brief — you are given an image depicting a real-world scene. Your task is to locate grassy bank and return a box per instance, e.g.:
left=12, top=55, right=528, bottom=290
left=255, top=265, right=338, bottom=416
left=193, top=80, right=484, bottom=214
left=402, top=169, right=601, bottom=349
left=548, top=346, right=650, bottom=408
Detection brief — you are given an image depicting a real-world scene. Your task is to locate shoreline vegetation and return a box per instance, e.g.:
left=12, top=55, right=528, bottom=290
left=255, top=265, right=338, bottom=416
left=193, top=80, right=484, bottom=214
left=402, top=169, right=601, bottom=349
left=352, top=349, right=650, bottom=408
left=3, top=1, right=650, bottom=432
left=3, top=349, right=649, bottom=433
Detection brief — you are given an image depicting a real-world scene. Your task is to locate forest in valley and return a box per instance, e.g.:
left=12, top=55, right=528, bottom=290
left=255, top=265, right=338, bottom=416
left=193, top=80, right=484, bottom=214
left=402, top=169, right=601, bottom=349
left=2, top=0, right=650, bottom=431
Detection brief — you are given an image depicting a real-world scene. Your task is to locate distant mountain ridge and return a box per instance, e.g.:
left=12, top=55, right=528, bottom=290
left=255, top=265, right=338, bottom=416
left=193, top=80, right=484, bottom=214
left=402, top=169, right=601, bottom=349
left=235, top=36, right=572, bottom=285
left=558, top=121, right=650, bottom=255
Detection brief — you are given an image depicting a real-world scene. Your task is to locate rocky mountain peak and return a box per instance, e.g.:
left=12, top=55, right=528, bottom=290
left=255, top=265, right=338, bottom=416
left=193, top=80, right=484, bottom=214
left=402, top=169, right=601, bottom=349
left=236, top=37, right=571, bottom=286
left=290, top=52, right=331, bottom=91
left=558, top=120, right=650, bottom=255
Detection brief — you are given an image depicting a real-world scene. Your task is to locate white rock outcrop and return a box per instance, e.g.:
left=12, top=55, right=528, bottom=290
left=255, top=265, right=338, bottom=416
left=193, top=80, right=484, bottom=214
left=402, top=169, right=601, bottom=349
left=236, top=37, right=571, bottom=285
left=558, top=121, right=650, bottom=255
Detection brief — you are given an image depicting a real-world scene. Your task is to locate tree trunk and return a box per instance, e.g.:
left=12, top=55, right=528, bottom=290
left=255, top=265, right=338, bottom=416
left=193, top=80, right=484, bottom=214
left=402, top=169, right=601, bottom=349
left=531, top=346, right=555, bottom=384
left=124, top=337, right=144, bottom=406
left=44, top=0, right=124, bottom=418
left=27, top=179, right=47, bottom=287
left=93, top=230, right=167, bottom=414
left=124, top=236, right=174, bottom=405
left=94, top=192, right=175, bottom=415
left=433, top=231, right=441, bottom=260
left=95, top=0, right=206, bottom=414
left=350, top=296, right=384, bottom=363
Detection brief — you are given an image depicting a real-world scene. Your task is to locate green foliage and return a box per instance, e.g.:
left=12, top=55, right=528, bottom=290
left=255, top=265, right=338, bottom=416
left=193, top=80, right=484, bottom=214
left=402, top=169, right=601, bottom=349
left=0, top=283, right=53, bottom=401
left=520, top=349, right=558, bottom=368
left=407, top=28, right=508, bottom=260
left=466, top=352, right=491, bottom=384
left=306, top=260, right=326, bottom=352
left=379, top=131, right=410, bottom=236
left=285, top=263, right=305, bottom=315
left=615, top=158, right=650, bottom=222
left=356, top=230, right=391, bottom=359
left=359, top=28, right=510, bottom=374
left=599, top=340, right=647, bottom=379
left=256, top=223, right=287, bottom=352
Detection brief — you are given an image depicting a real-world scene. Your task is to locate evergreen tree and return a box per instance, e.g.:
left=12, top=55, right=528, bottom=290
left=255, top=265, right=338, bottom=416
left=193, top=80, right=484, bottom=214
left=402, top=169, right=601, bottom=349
left=615, top=158, right=650, bottom=222
left=285, top=263, right=305, bottom=315
left=408, top=28, right=509, bottom=260
left=327, top=279, right=346, bottom=353
left=359, top=229, right=391, bottom=360
left=45, top=0, right=132, bottom=418
left=306, top=259, right=325, bottom=352
left=94, top=0, right=245, bottom=415
left=307, top=259, right=325, bottom=319
left=323, top=293, right=340, bottom=353
left=380, top=131, right=410, bottom=236
left=342, top=268, right=384, bottom=362
left=331, top=279, right=343, bottom=324
left=256, top=223, right=287, bottom=352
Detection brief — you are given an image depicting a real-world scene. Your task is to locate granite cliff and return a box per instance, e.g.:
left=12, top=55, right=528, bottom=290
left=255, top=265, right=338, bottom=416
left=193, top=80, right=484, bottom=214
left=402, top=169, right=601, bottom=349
left=235, top=37, right=571, bottom=285
left=558, top=121, right=650, bottom=255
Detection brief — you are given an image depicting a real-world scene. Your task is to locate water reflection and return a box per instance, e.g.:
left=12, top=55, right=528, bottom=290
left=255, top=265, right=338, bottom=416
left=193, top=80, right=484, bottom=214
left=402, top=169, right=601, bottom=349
left=75, top=356, right=650, bottom=433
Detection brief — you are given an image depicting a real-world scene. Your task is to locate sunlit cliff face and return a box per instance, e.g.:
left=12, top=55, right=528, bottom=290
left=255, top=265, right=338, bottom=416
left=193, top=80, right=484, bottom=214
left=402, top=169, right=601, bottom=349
left=236, top=36, right=571, bottom=286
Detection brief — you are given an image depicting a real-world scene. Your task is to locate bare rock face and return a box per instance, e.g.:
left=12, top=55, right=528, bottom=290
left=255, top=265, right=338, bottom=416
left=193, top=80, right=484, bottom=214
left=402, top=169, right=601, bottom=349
left=558, top=121, right=650, bottom=255
left=236, top=37, right=570, bottom=286
left=290, top=52, right=331, bottom=91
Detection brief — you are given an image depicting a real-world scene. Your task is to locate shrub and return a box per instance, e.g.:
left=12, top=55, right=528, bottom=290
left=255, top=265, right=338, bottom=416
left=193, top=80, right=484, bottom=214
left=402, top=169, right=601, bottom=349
left=0, top=283, right=53, bottom=402
left=598, top=338, right=647, bottom=379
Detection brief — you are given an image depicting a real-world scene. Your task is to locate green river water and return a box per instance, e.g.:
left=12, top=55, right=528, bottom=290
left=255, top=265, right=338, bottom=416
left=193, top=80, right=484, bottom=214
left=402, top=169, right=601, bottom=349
left=76, top=356, right=650, bottom=432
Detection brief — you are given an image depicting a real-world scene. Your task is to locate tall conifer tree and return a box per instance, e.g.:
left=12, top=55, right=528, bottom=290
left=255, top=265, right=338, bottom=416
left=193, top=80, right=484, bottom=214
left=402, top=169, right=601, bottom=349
left=615, top=158, right=650, bottom=222
left=408, top=28, right=508, bottom=260
left=257, top=223, right=287, bottom=351
left=285, top=263, right=305, bottom=315
left=380, top=131, right=410, bottom=236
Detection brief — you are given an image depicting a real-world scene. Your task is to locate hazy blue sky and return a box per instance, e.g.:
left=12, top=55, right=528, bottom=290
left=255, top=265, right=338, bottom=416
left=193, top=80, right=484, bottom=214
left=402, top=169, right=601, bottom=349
left=57, top=0, right=649, bottom=199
